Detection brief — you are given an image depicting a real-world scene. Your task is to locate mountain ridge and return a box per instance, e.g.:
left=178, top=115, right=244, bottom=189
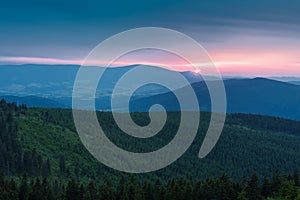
left=1, top=64, right=300, bottom=119
left=133, top=77, right=300, bottom=120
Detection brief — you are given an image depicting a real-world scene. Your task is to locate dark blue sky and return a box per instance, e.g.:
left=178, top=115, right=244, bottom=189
left=1, top=0, right=300, bottom=76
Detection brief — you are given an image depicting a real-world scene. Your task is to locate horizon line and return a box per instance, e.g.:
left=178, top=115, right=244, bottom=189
left=0, top=55, right=300, bottom=77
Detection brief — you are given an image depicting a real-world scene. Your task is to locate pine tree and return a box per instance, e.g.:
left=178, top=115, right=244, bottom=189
left=19, top=174, right=28, bottom=200
left=41, top=158, right=51, bottom=177
left=246, top=173, right=261, bottom=200
left=100, top=180, right=115, bottom=200
left=0, top=173, right=6, bottom=200
left=237, top=190, right=248, bottom=200
left=23, top=151, right=33, bottom=175
left=31, top=149, right=39, bottom=176
left=182, top=179, right=193, bottom=200
left=59, top=156, right=66, bottom=175
left=193, top=181, right=203, bottom=200
left=271, top=170, right=282, bottom=194
left=84, top=181, right=98, bottom=200
left=143, top=181, right=153, bottom=200
left=46, top=158, right=51, bottom=176
left=8, top=178, right=18, bottom=200
left=66, top=179, right=80, bottom=200
left=42, top=178, right=53, bottom=200
left=261, top=177, right=272, bottom=198
left=277, top=179, right=298, bottom=200
left=116, top=176, right=126, bottom=200
left=28, top=178, right=44, bottom=200
left=293, top=169, right=299, bottom=186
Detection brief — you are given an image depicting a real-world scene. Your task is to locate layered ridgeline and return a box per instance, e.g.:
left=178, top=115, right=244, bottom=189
left=2, top=64, right=300, bottom=120
left=133, top=78, right=300, bottom=120
left=0, top=99, right=300, bottom=182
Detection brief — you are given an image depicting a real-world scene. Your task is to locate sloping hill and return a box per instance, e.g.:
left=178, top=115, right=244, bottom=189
left=133, top=78, right=300, bottom=120
left=15, top=108, right=300, bottom=181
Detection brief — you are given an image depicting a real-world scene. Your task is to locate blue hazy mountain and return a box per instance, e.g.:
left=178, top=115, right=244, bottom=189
left=288, top=81, right=300, bottom=85
left=0, top=64, right=78, bottom=97
left=133, top=78, right=300, bottom=120
left=1, top=64, right=300, bottom=120
left=0, top=95, right=65, bottom=108
left=269, top=76, right=300, bottom=86
left=0, top=64, right=203, bottom=110
left=0, top=64, right=203, bottom=97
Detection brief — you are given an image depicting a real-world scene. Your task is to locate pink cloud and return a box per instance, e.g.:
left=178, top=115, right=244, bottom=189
left=0, top=56, right=82, bottom=65
left=1, top=48, right=300, bottom=77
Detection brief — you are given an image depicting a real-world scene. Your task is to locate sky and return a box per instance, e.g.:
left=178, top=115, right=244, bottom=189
left=1, top=0, right=300, bottom=76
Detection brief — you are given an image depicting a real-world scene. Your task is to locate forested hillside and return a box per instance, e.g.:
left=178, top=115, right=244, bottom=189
left=16, top=107, right=300, bottom=181
left=0, top=99, right=51, bottom=177
left=0, top=99, right=300, bottom=199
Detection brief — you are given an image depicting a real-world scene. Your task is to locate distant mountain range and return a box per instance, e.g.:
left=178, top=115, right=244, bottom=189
left=0, top=64, right=203, bottom=96
left=269, top=76, right=300, bottom=85
left=1, top=64, right=300, bottom=119
left=133, top=78, right=300, bottom=120
left=288, top=81, right=300, bottom=85
left=0, top=95, right=65, bottom=108
left=0, top=64, right=210, bottom=110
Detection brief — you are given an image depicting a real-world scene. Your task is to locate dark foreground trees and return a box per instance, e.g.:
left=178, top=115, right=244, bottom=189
left=0, top=171, right=299, bottom=200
